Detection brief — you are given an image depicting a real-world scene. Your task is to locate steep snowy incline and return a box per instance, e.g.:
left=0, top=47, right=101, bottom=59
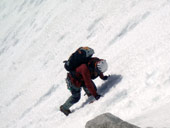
left=0, top=0, right=170, bottom=128
left=104, top=3, right=170, bottom=127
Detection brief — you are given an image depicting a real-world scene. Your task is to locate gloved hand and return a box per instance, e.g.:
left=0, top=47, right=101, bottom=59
left=103, top=75, right=110, bottom=80
left=95, top=94, right=101, bottom=100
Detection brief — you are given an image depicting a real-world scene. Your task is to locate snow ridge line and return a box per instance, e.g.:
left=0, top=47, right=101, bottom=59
left=109, top=11, right=150, bottom=45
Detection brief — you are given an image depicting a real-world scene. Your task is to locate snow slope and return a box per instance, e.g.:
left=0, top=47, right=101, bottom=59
left=0, top=0, right=170, bottom=128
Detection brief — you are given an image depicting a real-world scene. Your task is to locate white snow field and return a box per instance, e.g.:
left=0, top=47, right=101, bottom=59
left=0, top=0, right=170, bottom=128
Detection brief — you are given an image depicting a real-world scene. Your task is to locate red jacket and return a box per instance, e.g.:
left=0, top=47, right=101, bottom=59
left=68, top=64, right=105, bottom=97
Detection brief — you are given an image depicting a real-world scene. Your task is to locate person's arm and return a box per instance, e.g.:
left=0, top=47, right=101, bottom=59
left=99, top=73, right=109, bottom=80
left=79, top=64, right=98, bottom=97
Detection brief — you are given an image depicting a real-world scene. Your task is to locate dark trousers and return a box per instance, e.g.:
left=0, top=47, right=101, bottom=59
left=62, top=76, right=96, bottom=110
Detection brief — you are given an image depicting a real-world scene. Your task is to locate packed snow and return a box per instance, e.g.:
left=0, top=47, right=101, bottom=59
left=0, top=0, right=170, bottom=128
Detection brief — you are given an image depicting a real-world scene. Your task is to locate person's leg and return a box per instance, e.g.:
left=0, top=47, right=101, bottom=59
left=62, top=88, right=81, bottom=110
left=60, top=77, right=81, bottom=116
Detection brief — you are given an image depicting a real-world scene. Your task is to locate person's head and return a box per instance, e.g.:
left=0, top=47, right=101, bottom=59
left=96, top=59, right=108, bottom=73
left=88, top=57, right=108, bottom=75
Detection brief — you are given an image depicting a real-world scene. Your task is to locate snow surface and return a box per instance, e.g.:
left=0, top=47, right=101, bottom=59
left=0, top=0, right=170, bottom=128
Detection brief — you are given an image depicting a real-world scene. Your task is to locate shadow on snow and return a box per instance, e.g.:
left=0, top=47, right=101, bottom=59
left=98, top=74, right=123, bottom=96
left=73, top=74, right=123, bottom=111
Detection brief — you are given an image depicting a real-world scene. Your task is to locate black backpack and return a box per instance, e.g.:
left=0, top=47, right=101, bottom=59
left=64, top=47, right=94, bottom=71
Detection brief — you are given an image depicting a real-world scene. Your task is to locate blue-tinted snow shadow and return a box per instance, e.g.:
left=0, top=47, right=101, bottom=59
left=73, top=74, right=123, bottom=111
left=98, top=74, right=123, bottom=96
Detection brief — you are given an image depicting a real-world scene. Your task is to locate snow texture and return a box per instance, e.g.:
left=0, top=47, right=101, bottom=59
left=1, top=0, right=170, bottom=128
